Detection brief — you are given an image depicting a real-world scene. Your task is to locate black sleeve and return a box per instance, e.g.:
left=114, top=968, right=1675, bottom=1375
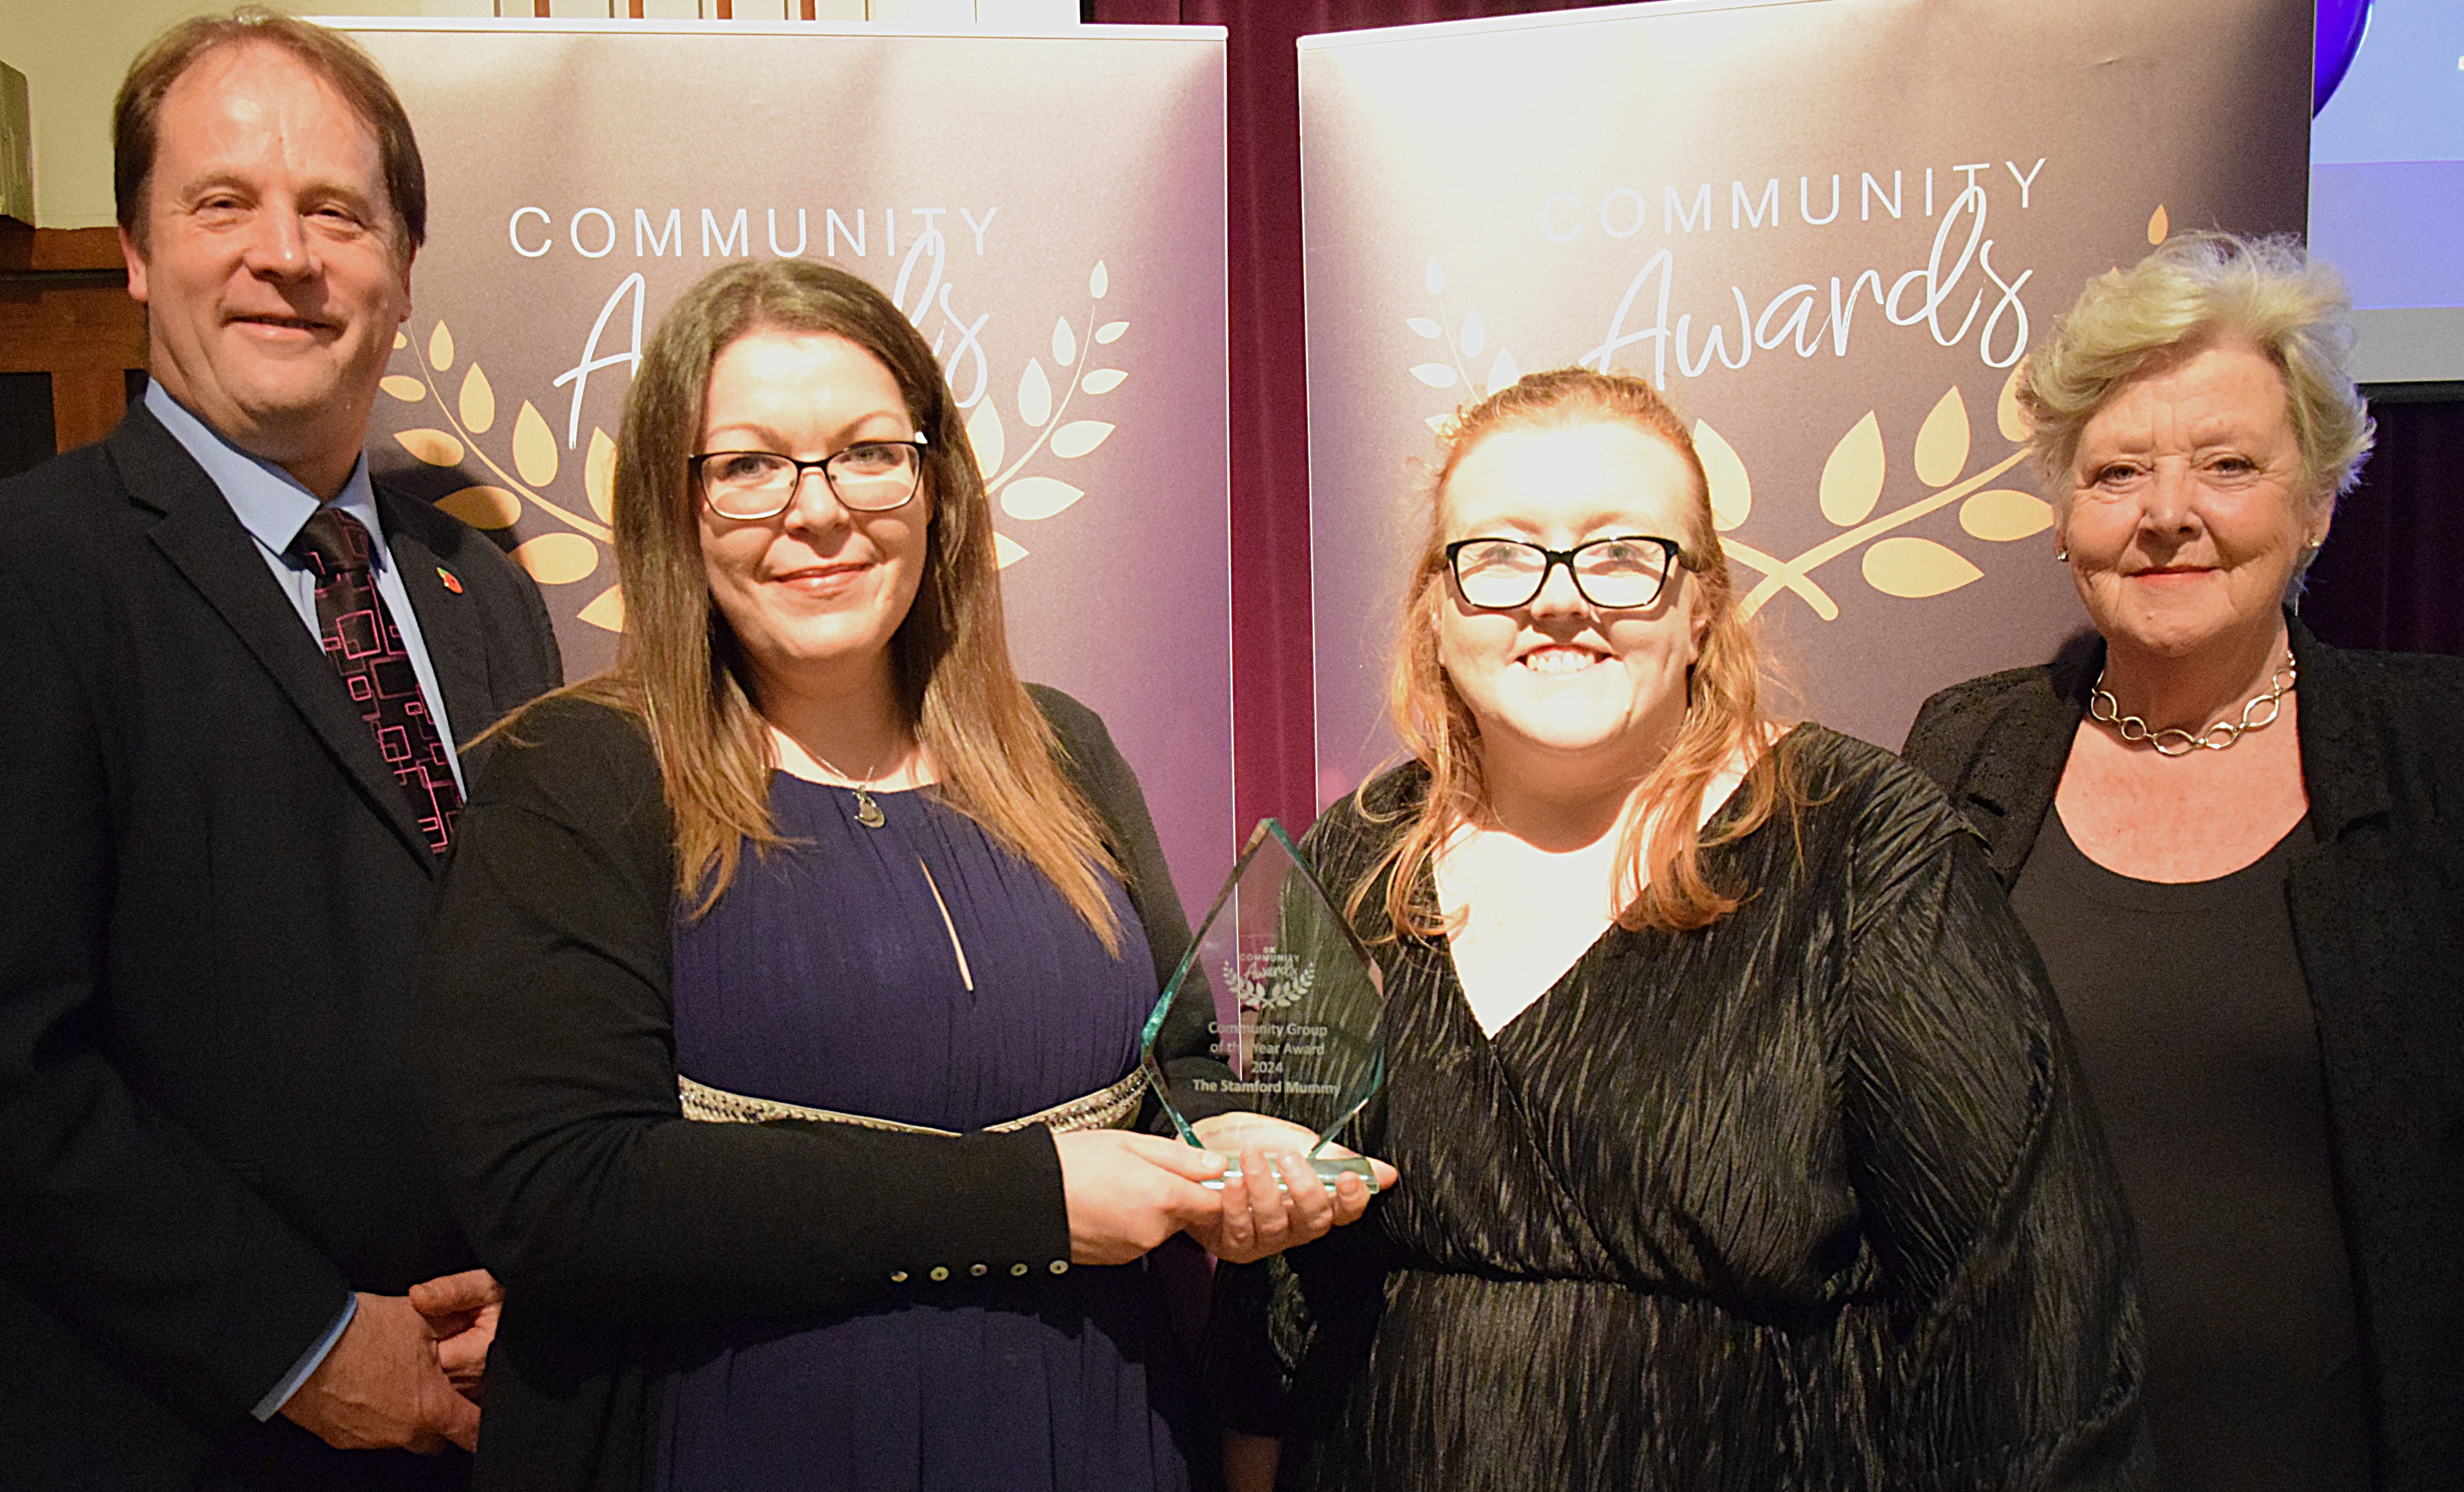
left=504, top=560, right=565, bottom=704
left=417, top=698, right=1072, bottom=1326
left=1030, top=685, right=1238, bottom=1132
left=0, top=555, right=347, bottom=1426
left=1837, top=779, right=2148, bottom=1489
left=1033, top=683, right=1194, bottom=998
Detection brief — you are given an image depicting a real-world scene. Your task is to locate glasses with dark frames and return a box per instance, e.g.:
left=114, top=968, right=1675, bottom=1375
left=690, top=434, right=929, bottom=520
left=1443, top=534, right=1685, bottom=611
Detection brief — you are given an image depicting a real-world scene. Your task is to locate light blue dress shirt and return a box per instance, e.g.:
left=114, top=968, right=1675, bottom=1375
left=145, top=381, right=467, bottom=794
left=145, top=381, right=474, bottom=1417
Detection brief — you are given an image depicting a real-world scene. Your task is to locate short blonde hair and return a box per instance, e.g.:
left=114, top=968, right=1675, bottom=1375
left=2020, top=232, right=2374, bottom=519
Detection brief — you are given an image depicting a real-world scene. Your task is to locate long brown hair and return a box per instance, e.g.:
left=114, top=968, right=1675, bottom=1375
left=1364, top=367, right=1792, bottom=938
left=532, top=259, right=1122, bottom=947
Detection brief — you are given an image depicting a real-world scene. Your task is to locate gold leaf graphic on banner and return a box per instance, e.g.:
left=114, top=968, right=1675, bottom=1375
left=459, top=364, right=496, bottom=435
left=1002, top=475, right=1085, bottom=520
left=1819, top=413, right=1886, bottom=526
left=1864, top=535, right=1982, bottom=598
left=1081, top=368, right=1126, bottom=395
left=1959, top=489, right=2054, bottom=541
left=513, top=402, right=558, bottom=488
left=1913, top=388, right=1969, bottom=488
left=995, top=532, right=1028, bottom=568
left=1053, top=317, right=1077, bottom=367
left=391, top=323, right=609, bottom=550
left=1090, top=262, right=1109, bottom=299
left=966, top=399, right=1007, bottom=475
left=1018, top=359, right=1052, bottom=427
left=1384, top=285, right=2040, bottom=626
left=1997, top=364, right=2030, bottom=443
left=381, top=375, right=425, bottom=403
left=438, top=485, right=520, bottom=530
left=396, top=429, right=465, bottom=467
left=577, top=585, right=624, bottom=633
left=1095, top=320, right=1129, bottom=344
left=1050, top=421, right=1114, bottom=459
left=429, top=322, right=454, bottom=372
left=512, top=532, right=598, bottom=585
left=585, top=428, right=617, bottom=524
left=2148, top=205, right=2169, bottom=245
left=1694, top=420, right=1752, bottom=532
left=393, top=332, right=406, bottom=351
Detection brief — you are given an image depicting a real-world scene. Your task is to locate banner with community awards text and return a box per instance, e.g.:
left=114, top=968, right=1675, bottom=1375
left=1300, top=0, right=2309, bottom=803
left=341, top=20, right=1231, bottom=912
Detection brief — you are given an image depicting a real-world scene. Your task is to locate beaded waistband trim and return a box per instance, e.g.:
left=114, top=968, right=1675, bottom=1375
left=677, top=1067, right=1148, bottom=1137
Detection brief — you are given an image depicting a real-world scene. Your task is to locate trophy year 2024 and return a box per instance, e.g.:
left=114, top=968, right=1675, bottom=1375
left=1139, top=820, right=1386, bottom=1189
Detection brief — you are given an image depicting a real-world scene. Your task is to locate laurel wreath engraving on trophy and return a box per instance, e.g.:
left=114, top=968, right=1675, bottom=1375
left=380, top=260, right=1134, bottom=630
left=1226, top=950, right=1314, bottom=1014
left=1407, top=259, right=2056, bottom=621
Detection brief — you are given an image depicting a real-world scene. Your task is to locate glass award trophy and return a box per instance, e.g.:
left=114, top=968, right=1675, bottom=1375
left=1139, top=819, right=1386, bottom=1187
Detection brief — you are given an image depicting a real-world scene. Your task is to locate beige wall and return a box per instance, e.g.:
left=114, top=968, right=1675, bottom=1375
left=0, top=1, right=1077, bottom=229
left=0, top=4, right=423, bottom=228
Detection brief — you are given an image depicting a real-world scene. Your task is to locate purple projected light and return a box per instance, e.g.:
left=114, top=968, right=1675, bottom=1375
left=2311, top=0, right=2464, bottom=378
left=2315, top=0, right=2370, bottom=114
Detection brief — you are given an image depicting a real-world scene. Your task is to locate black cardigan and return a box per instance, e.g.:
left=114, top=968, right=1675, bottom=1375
left=1902, top=616, right=2464, bottom=1490
left=417, top=687, right=1207, bottom=1492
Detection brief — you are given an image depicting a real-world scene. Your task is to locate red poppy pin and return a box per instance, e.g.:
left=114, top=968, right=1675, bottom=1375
left=437, top=567, right=464, bottom=594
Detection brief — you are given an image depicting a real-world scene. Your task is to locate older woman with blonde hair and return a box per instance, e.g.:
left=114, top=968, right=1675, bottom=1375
left=1906, top=232, right=2464, bottom=1490
left=416, top=258, right=1382, bottom=1492
left=1212, top=367, right=2145, bottom=1491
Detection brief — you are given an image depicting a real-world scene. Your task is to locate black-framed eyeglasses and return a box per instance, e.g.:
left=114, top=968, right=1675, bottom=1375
left=690, top=434, right=929, bottom=520
left=1444, top=534, right=1685, bottom=611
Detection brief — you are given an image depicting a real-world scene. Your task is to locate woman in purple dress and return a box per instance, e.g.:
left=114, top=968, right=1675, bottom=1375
left=418, top=260, right=1386, bottom=1492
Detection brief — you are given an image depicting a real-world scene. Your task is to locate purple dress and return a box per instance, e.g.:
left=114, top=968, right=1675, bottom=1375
left=655, top=776, right=1206, bottom=1492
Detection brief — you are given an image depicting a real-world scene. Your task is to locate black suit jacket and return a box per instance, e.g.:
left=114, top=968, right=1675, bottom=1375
left=0, top=404, right=564, bottom=1488
left=1902, top=616, right=2464, bottom=1491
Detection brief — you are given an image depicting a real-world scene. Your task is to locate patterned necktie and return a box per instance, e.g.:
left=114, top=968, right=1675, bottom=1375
left=288, top=506, right=462, bottom=853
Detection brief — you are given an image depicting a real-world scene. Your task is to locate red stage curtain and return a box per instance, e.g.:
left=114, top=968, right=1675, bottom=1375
left=2303, top=396, right=2464, bottom=658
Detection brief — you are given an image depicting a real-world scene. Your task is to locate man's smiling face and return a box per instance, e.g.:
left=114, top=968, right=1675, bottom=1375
left=125, top=40, right=412, bottom=494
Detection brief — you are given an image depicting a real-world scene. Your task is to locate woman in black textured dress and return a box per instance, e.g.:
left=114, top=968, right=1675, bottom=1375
left=1211, top=368, right=2148, bottom=1491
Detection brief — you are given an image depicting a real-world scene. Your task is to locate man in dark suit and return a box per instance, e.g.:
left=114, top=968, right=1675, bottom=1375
left=0, top=12, right=563, bottom=1487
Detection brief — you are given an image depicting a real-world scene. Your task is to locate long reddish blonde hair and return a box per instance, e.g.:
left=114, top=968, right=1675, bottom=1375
left=1363, top=367, right=1794, bottom=938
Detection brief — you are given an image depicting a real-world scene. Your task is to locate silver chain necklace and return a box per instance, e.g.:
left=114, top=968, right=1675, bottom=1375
left=2088, top=649, right=2297, bottom=757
